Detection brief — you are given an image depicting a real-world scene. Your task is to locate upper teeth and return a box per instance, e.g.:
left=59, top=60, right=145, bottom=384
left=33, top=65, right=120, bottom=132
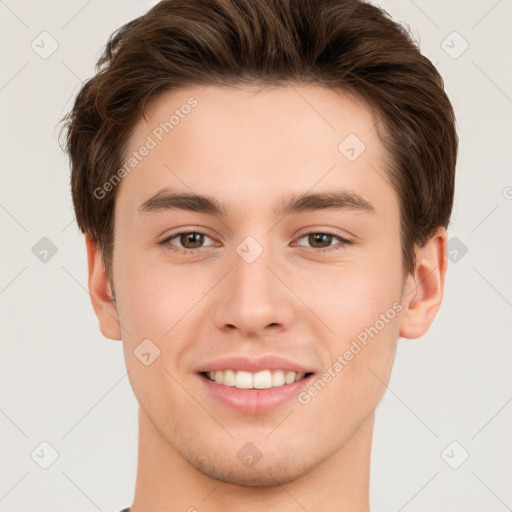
left=205, top=369, right=306, bottom=389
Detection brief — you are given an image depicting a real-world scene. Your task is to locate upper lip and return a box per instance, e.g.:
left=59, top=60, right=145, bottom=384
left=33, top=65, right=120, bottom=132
left=195, top=354, right=315, bottom=374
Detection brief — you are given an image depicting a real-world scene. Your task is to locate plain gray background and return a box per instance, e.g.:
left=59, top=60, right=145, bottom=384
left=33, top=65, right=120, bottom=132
left=1, top=0, right=511, bottom=511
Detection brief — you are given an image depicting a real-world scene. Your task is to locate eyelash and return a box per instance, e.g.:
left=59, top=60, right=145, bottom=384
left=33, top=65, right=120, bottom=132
left=159, top=229, right=352, bottom=255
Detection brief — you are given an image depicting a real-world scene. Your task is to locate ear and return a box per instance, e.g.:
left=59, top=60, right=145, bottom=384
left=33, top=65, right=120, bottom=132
left=85, top=234, right=122, bottom=341
left=399, top=227, right=448, bottom=339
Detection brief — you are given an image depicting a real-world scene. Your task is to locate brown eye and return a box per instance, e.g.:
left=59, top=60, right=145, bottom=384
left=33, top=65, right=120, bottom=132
left=179, top=232, right=205, bottom=249
left=295, top=231, right=351, bottom=251
left=160, top=230, right=216, bottom=254
left=307, top=233, right=335, bottom=248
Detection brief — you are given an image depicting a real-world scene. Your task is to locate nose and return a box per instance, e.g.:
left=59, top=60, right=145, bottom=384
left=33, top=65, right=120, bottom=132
left=212, top=243, right=295, bottom=338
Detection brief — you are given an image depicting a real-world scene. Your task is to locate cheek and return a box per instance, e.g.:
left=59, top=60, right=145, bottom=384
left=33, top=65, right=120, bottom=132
left=332, top=269, right=402, bottom=410
left=298, top=253, right=403, bottom=342
left=114, top=249, right=210, bottom=340
left=122, top=346, right=201, bottom=438
left=298, top=302, right=401, bottom=428
left=300, top=243, right=403, bottom=398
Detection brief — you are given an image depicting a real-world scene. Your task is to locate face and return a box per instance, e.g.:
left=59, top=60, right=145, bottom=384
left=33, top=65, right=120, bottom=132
left=109, top=84, right=406, bottom=485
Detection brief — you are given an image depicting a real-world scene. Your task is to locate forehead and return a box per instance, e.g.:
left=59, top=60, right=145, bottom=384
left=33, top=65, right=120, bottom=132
left=115, top=83, right=395, bottom=217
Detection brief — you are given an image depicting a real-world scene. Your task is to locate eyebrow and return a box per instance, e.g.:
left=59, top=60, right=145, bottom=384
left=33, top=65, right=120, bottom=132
left=138, top=187, right=376, bottom=217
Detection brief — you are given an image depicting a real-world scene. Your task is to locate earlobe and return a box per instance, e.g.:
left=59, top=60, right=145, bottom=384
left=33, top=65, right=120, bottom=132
left=85, top=235, right=122, bottom=341
left=399, top=227, right=448, bottom=339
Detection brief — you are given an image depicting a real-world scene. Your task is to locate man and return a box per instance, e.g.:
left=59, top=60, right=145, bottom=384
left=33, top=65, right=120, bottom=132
left=62, top=0, right=457, bottom=510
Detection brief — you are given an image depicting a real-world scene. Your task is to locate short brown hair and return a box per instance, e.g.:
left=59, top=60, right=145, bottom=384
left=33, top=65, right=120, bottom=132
left=62, top=0, right=457, bottom=282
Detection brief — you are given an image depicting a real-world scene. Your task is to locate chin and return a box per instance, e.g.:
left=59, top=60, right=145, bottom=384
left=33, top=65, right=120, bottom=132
left=168, top=433, right=316, bottom=487
left=190, top=454, right=311, bottom=487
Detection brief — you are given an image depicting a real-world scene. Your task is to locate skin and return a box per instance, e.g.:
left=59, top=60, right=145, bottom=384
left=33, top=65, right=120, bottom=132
left=86, top=84, right=447, bottom=512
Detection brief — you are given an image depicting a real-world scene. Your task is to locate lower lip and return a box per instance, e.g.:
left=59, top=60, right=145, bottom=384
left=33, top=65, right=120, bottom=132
left=198, top=373, right=314, bottom=414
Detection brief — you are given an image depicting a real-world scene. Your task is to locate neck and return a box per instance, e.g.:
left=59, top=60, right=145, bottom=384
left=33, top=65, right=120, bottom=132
left=129, top=407, right=374, bottom=512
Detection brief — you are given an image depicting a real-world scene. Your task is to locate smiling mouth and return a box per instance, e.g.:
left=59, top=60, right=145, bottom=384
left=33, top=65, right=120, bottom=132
left=201, top=369, right=314, bottom=389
